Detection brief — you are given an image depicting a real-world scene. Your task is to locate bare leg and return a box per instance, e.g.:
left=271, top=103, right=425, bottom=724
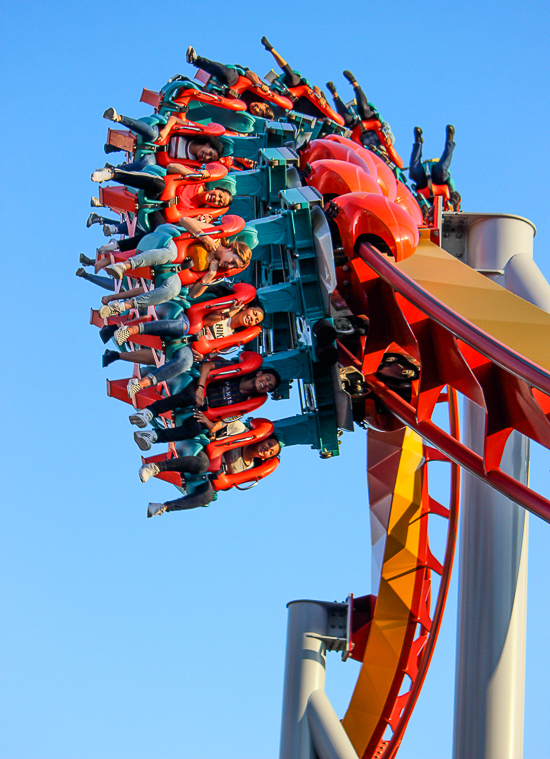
left=117, top=349, right=156, bottom=364
left=101, top=286, right=146, bottom=305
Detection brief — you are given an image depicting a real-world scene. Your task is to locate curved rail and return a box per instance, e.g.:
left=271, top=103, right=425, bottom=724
left=342, top=389, right=460, bottom=758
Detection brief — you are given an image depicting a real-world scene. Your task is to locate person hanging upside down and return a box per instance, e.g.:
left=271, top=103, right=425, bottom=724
left=144, top=419, right=281, bottom=517
left=409, top=125, right=461, bottom=212
left=96, top=233, right=252, bottom=319
left=101, top=301, right=265, bottom=398
left=260, top=36, right=325, bottom=100
left=185, top=47, right=275, bottom=120
left=129, top=358, right=280, bottom=448
left=102, top=108, right=225, bottom=163
left=326, top=72, right=395, bottom=154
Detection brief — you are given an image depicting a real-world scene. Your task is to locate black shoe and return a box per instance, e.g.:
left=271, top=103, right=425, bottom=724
left=99, top=324, right=118, bottom=344
left=326, top=81, right=337, bottom=96
left=104, top=143, right=122, bottom=154
left=79, top=253, right=96, bottom=266
left=179, top=257, right=194, bottom=270
left=75, top=267, right=87, bottom=278
left=414, top=126, right=423, bottom=144
left=261, top=36, right=273, bottom=51
left=102, top=349, right=119, bottom=367
left=446, top=124, right=455, bottom=142
left=343, top=70, right=356, bottom=84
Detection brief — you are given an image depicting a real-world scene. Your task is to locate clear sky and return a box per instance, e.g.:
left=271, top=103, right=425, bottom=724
left=1, top=0, right=550, bottom=757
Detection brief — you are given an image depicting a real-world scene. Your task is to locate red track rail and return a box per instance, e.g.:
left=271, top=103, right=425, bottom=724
left=348, top=242, right=550, bottom=522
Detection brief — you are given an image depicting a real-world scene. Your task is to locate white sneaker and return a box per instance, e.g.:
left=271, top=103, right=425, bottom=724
left=139, top=462, right=160, bottom=483
left=148, top=502, right=167, bottom=518
left=106, top=263, right=127, bottom=280
left=127, top=378, right=142, bottom=398
left=134, top=430, right=158, bottom=450
left=114, top=326, right=131, bottom=345
left=90, top=196, right=103, bottom=207
left=91, top=168, right=114, bottom=183
left=129, top=408, right=154, bottom=428
left=103, top=224, right=119, bottom=236
left=98, top=301, right=125, bottom=318
left=186, top=46, right=197, bottom=64
left=98, top=240, right=118, bottom=255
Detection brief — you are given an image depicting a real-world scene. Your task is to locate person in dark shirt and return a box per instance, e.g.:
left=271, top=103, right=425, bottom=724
left=185, top=47, right=275, bottom=120
left=128, top=359, right=281, bottom=449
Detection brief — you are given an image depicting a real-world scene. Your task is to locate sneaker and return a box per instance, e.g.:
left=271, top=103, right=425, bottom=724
left=114, top=326, right=131, bottom=345
left=134, top=430, right=158, bottom=451
left=414, top=126, right=423, bottom=144
left=343, top=70, right=357, bottom=85
left=127, top=378, right=142, bottom=398
left=104, top=143, right=122, bottom=154
left=75, top=267, right=87, bottom=278
left=99, top=301, right=125, bottom=319
left=91, top=168, right=114, bottom=183
left=103, top=107, right=120, bottom=122
left=103, top=224, right=119, bottom=237
left=98, top=240, right=118, bottom=254
left=129, top=408, right=154, bottom=428
left=325, top=81, right=337, bottom=96
left=261, top=36, right=273, bottom=51
left=79, top=253, right=96, bottom=266
left=148, top=502, right=167, bottom=518
left=139, top=462, right=160, bottom=483
left=102, top=349, right=119, bottom=367
left=99, top=324, right=118, bottom=343
left=86, top=212, right=103, bottom=228
left=186, top=45, right=197, bottom=64
left=105, top=262, right=127, bottom=280
left=90, top=196, right=103, bottom=207
left=446, top=124, right=455, bottom=142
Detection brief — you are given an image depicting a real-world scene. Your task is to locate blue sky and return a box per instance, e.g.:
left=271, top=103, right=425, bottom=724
left=1, top=0, right=550, bottom=757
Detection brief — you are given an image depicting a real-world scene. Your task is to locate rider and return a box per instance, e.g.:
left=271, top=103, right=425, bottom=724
left=185, top=47, right=275, bottom=120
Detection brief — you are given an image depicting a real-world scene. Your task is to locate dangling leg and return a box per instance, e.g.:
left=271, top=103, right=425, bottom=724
left=188, top=50, right=240, bottom=87
left=75, top=268, right=116, bottom=291
left=343, top=71, right=377, bottom=121
left=103, top=108, right=160, bottom=142
left=432, top=125, right=455, bottom=185
left=326, top=81, right=357, bottom=127
left=409, top=128, right=428, bottom=189
left=148, top=481, right=215, bottom=516
left=260, top=37, right=302, bottom=88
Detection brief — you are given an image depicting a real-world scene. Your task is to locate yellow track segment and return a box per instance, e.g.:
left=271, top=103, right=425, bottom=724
left=342, top=426, right=425, bottom=756
left=398, top=231, right=550, bottom=372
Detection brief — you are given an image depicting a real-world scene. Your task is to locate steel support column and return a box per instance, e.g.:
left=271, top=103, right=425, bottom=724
left=453, top=214, right=537, bottom=759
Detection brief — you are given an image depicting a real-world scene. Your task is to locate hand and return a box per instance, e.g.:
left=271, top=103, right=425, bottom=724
left=195, top=386, right=205, bottom=405
left=231, top=298, right=245, bottom=310
left=196, top=213, right=213, bottom=224
left=193, top=409, right=208, bottom=424
left=191, top=348, right=204, bottom=362
left=260, top=83, right=269, bottom=93
left=199, top=169, right=210, bottom=179
left=101, top=295, right=111, bottom=306
left=203, top=236, right=219, bottom=252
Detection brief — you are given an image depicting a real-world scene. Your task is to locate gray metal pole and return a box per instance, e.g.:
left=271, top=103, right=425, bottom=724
left=452, top=214, right=538, bottom=759
left=279, top=601, right=329, bottom=759
left=307, top=690, right=359, bottom=759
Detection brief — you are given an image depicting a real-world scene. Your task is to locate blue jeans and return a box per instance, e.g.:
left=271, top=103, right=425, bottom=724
left=119, top=115, right=160, bottom=143
left=132, top=274, right=182, bottom=308
left=139, top=313, right=190, bottom=339
left=118, top=155, right=156, bottom=172
left=147, top=344, right=193, bottom=384
left=128, top=240, right=178, bottom=270
left=409, top=138, right=455, bottom=189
